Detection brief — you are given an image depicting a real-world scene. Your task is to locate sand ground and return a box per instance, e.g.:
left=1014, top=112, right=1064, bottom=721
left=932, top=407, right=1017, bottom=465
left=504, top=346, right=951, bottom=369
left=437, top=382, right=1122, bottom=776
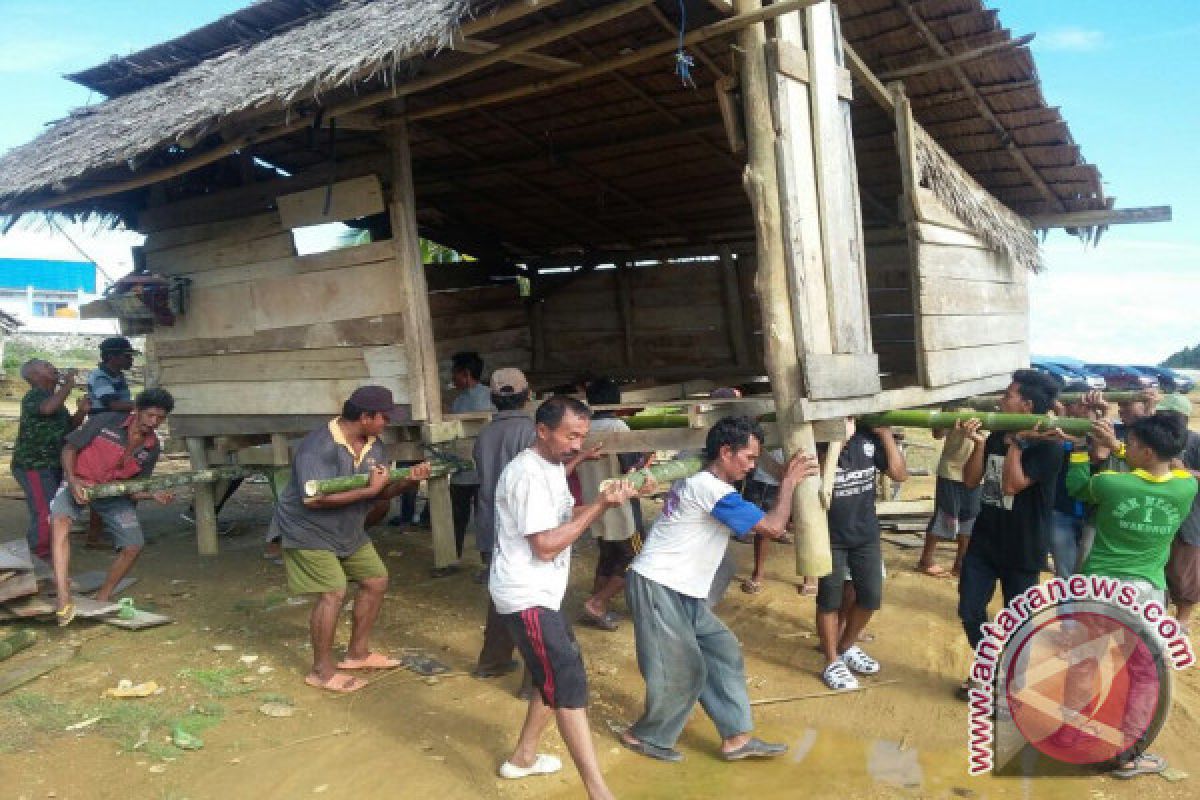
left=0, top=407, right=1198, bottom=799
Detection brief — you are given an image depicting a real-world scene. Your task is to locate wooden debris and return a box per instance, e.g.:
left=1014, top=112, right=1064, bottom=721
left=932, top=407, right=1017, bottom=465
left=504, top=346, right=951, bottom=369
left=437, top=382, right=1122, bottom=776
left=0, top=540, right=34, bottom=572
left=0, top=629, right=36, bottom=661
left=750, top=678, right=900, bottom=706
left=0, top=644, right=77, bottom=696
left=102, top=608, right=173, bottom=630
left=0, top=571, right=37, bottom=604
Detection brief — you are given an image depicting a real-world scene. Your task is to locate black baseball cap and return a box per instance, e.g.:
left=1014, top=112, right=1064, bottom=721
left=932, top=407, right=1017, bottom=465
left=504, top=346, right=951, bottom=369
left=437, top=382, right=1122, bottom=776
left=99, top=336, right=140, bottom=355
left=347, top=385, right=404, bottom=419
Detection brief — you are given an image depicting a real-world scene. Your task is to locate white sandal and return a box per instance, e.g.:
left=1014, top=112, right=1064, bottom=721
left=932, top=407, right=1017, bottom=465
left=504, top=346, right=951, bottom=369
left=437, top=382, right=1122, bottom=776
left=822, top=660, right=859, bottom=691
left=840, top=645, right=880, bottom=675
left=499, top=754, right=562, bottom=779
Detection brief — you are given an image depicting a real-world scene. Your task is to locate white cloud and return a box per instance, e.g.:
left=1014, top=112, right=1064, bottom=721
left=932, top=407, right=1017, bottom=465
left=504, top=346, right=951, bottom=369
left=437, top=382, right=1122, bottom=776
left=1040, top=27, right=1106, bottom=52
left=1030, top=236, right=1200, bottom=364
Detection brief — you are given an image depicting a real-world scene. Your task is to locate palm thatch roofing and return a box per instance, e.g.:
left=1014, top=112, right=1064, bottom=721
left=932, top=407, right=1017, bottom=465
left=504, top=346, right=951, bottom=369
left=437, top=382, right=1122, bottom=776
left=0, top=0, right=1108, bottom=272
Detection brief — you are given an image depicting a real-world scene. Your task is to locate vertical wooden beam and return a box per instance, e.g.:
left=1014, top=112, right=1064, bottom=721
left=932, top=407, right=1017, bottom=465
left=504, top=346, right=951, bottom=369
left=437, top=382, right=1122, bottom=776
left=427, top=475, right=457, bottom=570
left=616, top=261, right=635, bottom=366
left=892, top=82, right=929, bottom=388
left=717, top=247, right=750, bottom=366
left=270, top=434, right=290, bottom=466
left=387, top=115, right=443, bottom=423
left=186, top=437, right=219, bottom=556
left=735, top=0, right=830, bottom=578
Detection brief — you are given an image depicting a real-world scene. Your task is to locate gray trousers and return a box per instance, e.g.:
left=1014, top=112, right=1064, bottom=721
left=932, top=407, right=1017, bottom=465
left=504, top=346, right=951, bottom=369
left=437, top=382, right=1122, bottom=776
left=626, top=570, right=754, bottom=749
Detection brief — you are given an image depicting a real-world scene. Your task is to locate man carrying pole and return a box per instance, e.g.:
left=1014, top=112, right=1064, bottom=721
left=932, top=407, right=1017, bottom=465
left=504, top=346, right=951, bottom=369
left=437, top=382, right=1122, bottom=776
left=268, top=385, right=430, bottom=694
left=620, top=416, right=818, bottom=762
left=48, top=388, right=175, bottom=625
left=489, top=396, right=636, bottom=798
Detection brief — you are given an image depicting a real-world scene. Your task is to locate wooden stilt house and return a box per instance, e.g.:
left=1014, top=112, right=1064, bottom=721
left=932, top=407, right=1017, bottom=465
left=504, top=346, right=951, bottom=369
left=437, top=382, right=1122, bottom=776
left=0, top=0, right=1161, bottom=573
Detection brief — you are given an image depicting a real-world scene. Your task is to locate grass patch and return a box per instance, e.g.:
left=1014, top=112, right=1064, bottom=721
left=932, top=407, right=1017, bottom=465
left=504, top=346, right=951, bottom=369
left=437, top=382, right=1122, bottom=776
left=2, top=692, right=78, bottom=733
left=232, top=588, right=290, bottom=613
left=178, top=666, right=253, bottom=698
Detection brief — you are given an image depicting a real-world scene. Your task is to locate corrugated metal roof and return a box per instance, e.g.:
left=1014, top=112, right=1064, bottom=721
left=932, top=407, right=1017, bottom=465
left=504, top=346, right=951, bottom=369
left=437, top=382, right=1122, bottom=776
left=0, top=259, right=96, bottom=293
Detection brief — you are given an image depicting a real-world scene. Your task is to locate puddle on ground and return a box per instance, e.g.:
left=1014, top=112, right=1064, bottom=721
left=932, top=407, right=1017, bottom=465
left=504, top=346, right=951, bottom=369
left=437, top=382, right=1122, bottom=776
left=583, top=726, right=1117, bottom=800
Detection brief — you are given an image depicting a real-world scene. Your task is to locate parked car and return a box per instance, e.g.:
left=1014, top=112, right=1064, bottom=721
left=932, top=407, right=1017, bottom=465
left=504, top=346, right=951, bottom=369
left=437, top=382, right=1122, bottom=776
left=1046, top=362, right=1106, bottom=391
left=1031, top=362, right=1090, bottom=392
left=1132, top=365, right=1196, bottom=394
left=1084, top=364, right=1159, bottom=391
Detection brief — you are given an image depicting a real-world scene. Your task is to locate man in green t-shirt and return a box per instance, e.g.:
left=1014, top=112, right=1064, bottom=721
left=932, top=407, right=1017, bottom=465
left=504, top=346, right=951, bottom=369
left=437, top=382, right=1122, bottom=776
left=10, top=360, right=89, bottom=559
left=1063, top=411, right=1196, bottom=780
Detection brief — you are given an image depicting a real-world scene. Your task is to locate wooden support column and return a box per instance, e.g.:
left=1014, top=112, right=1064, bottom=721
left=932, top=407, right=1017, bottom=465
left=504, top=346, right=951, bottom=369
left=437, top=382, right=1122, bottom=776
left=616, top=261, right=635, bottom=366
left=735, top=0, right=830, bottom=578
left=186, top=437, right=219, bottom=556
left=717, top=247, right=750, bottom=366
left=388, top=115, right=454, bottom=568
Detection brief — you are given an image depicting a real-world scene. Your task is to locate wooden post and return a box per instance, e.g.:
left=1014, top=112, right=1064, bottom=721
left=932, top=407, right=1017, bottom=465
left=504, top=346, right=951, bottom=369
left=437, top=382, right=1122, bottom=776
left=387, top=114, right=455, bottom=567
left=735, top=0, right=831, bottom=578
left=186, top=437, right=219, bottom=556
left=270, top=433, right=290, bottom=466
left=616, top=261, right=635, bottom=366
left=717, top=246, right=750, bottom=366
left=210, top=437, right=232, bottom=512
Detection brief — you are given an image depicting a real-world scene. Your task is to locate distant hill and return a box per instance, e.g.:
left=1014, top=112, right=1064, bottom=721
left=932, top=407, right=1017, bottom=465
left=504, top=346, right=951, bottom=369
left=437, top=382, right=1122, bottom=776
left=1162, top=344, right=1200, bottom=369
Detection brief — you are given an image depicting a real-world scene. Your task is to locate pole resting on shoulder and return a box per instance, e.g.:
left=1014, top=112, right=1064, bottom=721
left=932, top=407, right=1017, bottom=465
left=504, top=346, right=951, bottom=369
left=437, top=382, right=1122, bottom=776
left=303, top=461, right=470, bottom=498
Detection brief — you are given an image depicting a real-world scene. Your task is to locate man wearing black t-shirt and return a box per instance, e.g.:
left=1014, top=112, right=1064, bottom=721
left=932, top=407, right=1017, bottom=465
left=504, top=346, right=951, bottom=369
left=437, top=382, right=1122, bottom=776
left=817, top=419, right=908, bottom=691
left=957, top=369, right=1063, bottom=698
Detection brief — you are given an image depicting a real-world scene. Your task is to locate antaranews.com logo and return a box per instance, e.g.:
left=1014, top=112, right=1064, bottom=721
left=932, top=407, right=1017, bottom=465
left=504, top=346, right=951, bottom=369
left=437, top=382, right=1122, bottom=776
left=967, top=576, right=1194, bottom=776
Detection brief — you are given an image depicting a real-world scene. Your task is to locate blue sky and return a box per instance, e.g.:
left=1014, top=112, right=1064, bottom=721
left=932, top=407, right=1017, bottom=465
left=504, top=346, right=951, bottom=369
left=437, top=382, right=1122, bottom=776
left=0, top=0, right=1195, bottom=362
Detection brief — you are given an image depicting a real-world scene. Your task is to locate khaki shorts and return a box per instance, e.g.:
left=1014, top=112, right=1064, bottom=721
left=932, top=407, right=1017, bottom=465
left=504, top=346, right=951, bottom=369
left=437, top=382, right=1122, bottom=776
left=283, top=542, right=387, bottom=595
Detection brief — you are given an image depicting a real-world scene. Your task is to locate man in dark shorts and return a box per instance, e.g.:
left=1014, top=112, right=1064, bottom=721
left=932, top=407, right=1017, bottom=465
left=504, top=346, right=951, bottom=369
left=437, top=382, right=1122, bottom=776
left=268, top=386, right=430, bottom=694
left=917, top=417, right=981, bottom=577
left=817, top=418, right=907, bottom=691
left=48, top=388, right=174, bottom=625
left=489, top=396, right=636, bottom=797
left=957, top=369, right=1063, bottom=698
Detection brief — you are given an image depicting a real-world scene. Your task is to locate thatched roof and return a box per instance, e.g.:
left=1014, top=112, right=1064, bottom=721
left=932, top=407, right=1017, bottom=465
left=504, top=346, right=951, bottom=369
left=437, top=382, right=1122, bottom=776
left=0, top=0, right=475, bottom=210
left=0, top=0, right=1107, bottom=269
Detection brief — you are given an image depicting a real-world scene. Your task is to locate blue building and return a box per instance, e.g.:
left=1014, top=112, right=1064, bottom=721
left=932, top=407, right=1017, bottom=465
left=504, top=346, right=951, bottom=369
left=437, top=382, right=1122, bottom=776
left=0, top=259, right=100, bottom=327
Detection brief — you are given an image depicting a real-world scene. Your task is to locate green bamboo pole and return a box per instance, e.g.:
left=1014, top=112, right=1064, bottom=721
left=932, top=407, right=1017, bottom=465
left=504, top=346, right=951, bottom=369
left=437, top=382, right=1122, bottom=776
left=84, top=466, right=251, bottom=501
left=859, top=410, right=1094, bottom=436
left=624, top=414, right=691, bottom=430
left=599, top=456, right=705, bottom=492
left=0, top=630, right=36, bottom=662
left=303, top=461, right=469, bottom=498
left=960, top=390, right=1143, bottom=411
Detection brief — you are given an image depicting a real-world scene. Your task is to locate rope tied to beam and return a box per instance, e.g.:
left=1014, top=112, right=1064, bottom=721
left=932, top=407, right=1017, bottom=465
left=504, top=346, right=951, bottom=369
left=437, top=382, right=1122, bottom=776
left=673, top=0, right=696, bottom=88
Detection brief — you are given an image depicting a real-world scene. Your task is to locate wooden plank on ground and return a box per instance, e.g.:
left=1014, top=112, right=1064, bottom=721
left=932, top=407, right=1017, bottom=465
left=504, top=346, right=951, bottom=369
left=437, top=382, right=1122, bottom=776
left=0, top=572, right=36, bottom=604
left=102, top=609, right=173, bottom=630
left=0, top=594, right=55, bottom=618
left=0, top=645, right=77, bottom=696
left=0, top=540, right=33, bottom=572
left=276, top=175, right=385, bottom=229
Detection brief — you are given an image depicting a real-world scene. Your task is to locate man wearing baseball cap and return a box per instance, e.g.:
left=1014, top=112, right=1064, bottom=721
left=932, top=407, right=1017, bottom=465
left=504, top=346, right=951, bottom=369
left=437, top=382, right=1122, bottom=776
left=267, top=385, right=431, bottom=693
left=82, top=336, right=141, bottom=548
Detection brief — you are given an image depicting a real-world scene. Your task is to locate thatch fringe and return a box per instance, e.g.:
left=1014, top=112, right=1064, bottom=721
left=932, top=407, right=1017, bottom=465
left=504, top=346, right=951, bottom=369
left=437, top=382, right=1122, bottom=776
left=913, top=126, right=1042, bottom=272
left=0, top=0, right=476, bottom=212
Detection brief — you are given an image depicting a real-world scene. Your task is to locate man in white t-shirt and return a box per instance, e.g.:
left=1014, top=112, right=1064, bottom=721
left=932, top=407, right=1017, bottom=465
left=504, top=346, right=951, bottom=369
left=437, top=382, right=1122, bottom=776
left=490, top=396, right=636, bottom=799
left=620, top=416, right=818, bottom=763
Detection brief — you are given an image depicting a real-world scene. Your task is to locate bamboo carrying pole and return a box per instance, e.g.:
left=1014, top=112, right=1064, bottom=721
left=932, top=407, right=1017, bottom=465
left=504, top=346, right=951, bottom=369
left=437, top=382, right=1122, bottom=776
left=960, top=390, right=1143, bottom=410
left=303, top=462, right=469, bottom=498
left=858, top=410, right=1094, bottom=436
left=624, top=414, right=691, bottom=430
left=598, top=456, right=705, bottom=492
left=83, top=466, right=250, bottom=501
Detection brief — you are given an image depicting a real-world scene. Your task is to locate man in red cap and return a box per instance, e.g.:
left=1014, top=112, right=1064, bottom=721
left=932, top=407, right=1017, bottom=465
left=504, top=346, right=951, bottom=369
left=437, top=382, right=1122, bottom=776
left=268, top=385, right=431, bottom=693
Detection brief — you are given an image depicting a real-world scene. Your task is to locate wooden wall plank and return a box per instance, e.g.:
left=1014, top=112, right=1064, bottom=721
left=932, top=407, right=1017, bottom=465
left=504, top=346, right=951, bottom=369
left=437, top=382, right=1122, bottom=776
left=153, top=314, right=405, bottom=358
left=276, top=175, right=384, bottom=229
left=918, top=279, right=1027, bottom=315
left=916, top=241, right=1017, bottom=283
left=169, top=377, right=409, bottom=416
left=158, top=348, right=406, bottom=384
left=922, top=342, right=1030, bottom=387
left=251, top=261, right=404, bottom=330
left=146, top=232, right=297, bottom=275
left=142, top=212, right=284, bottom=254
left=919, top=313, right=1027, bottom=350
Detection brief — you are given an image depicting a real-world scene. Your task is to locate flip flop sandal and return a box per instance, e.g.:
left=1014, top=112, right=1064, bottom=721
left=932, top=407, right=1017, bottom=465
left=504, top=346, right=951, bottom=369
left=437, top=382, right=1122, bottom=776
left=580, top=609, right=619, bottom=631
left=55, top=603, right=76, bottom=627
left=797, top=582, right=818, bottom=597
left=1111, top=753, right=1166, bottom=779
left=822, top=661, right=859, bottom=691
left=740, top=578, right=764, bottom=595
left=917, top=564, right=951, bottom=577
left=841, top=645, right=880, bottom=675
left=305, top=673, right=368, bottom=693
left=618, top=733, right=684, bottom=763
left=337, top=652, right=402, bottom=670
left=722, top=737, right=788, bottom=761
left=499, top=754, right=563, bottom=779
left=430, top=565, right=461, bottom=578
